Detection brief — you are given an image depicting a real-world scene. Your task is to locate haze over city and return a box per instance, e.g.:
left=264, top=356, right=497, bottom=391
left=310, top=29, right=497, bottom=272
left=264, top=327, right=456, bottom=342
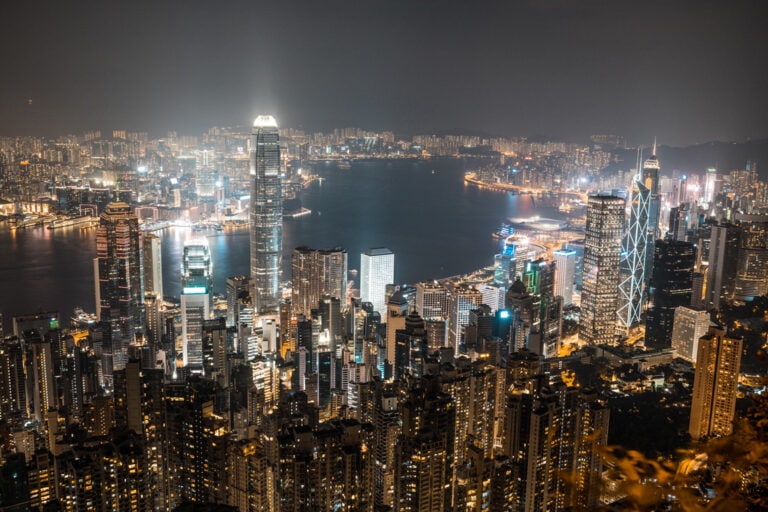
left=1, top=2, right=768, bottom=511
left=2, top=0, right=767, bottom=144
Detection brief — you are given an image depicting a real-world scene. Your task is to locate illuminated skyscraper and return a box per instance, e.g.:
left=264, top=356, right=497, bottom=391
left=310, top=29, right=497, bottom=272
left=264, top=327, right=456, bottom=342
left=415, top=281, right=448, bottom=320
left=95, top=202, right=142, bottom=381
left=671, top=306, right=711, bottom=363
left=250, top=115, right=282, bottom=314
left=553, top=248, right=576, bottom=307
left=579, top=195, right=624, bottom=345
left=706, top=223, right=741, bottom=310
left=181, top=239, right=212, bottom=371
left=689, top=326, right=742, bottom=440
left=645, top=240, right=695, bottom=350
left=617, top=145, right=659, bottom=333
left=291, top=246, right=348, bottom=317
left=142, top=232, right=163, bottom=299
left=733, top=218, right=768, bottom=302
left=360, top=247, right=395, bottom=318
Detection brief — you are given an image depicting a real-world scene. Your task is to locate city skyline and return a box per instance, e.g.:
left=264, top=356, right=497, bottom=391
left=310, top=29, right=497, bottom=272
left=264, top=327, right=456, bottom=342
left=1, top=1, right=767, bottom=145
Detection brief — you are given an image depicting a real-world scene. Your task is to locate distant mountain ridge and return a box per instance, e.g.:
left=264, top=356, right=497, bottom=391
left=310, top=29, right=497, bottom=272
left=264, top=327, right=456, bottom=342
left=608, top=139, right=768, bottom=178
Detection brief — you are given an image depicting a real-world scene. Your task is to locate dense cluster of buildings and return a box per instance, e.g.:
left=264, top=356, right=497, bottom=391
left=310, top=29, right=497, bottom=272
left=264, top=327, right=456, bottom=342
left=0, top=116, right=766, bottom=511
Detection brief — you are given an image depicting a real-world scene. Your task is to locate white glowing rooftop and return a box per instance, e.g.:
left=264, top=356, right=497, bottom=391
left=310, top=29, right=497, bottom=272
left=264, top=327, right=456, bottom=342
left=253, top=115, right=278, bottom=128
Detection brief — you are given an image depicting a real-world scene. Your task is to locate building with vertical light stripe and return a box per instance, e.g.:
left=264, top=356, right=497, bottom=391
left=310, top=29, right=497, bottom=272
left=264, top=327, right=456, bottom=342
left=250, top=115, right=282, bottom=314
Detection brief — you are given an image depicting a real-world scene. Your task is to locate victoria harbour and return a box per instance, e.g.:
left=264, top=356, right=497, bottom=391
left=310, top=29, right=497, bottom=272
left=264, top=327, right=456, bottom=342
left=0, top=158, right=561, bottom=322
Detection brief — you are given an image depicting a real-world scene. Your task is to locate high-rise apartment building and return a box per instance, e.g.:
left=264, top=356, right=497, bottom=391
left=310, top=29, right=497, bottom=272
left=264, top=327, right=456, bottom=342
left=706, top=224, right=741, bottom=310
left=579, top=195, right=624, bottom=345
left=95, top=202, right=142, bottom=382
left=291, top=246, right=348, bottom=317
left=226, top=275, right=252, bottom=328
left=689, top=326, right=742, bottom=440
left=553, top=248, right=576, bottom=306
left=250, top=115, right=282, bottom=313
left=671, top=306, right=711, bottom=363
left=181, top=239, right=213, bottom=371
left=360, top=247, right=394, bottom=318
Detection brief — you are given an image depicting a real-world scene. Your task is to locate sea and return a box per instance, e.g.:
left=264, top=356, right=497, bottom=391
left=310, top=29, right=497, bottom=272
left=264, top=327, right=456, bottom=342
left=0, top=158, right=565, bottom=328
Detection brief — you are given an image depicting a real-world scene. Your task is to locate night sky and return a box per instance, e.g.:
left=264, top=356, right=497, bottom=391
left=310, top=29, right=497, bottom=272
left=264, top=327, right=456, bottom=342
left=2, top=0, right=767, bottom=145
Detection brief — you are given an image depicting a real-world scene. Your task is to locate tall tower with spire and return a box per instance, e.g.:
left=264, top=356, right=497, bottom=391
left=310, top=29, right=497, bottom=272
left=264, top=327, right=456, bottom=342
left=249, top=115, right=282, bottom=314
left=617, top=141, right=660, bottom=334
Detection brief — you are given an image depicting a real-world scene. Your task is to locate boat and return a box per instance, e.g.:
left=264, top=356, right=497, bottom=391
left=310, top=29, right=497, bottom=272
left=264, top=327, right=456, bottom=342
left=283, top=207, right=312, bottom=219
left=337, top=160, right=352, bottom=170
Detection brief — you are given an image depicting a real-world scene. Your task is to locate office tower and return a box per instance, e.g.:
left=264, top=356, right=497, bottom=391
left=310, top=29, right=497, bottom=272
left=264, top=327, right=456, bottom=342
left=553, top=248, right=576, bottom=306
left=394, top=309, right=428, bottom=380
left=617, top=146, right=659, bottom=333
left=226, top=275, right=252, bottom=327
left=706, top=224, right=741, bottom=310
left=579, top=195, right=625, bottom=345
left=669, top=204, right=689, bottom=241
left=181, top=239, right=213, bottom=371
left=689, top=326, right=742, bottom=440
left=0, top=338, right=27, bottom=420
left=95, top=202, right=142, bottom=381
left=671, top=307, right=711, bottom=363
left=493, top=253, right=513, bottom=288
left=142, top=232, right=163, bottom=298
left=385, top=293, right=408, bottom=379
left=415, top=281, right=448, bottom=319
left=704, top=168, right=718, bottom=205
left=360, top=247, right=395, bottom=318
left=733, top=218, right=768, bottom=301
left=395, top=376, right=456, bottom=512
left=20, top=330, right=56, bottom=423
left=447, top=284, right=483, bottom=352
left=506, top=280, right=538, bottom=353
left=202, top=318, right=228, bottom=383
left=522, top=259, right=562, bottom=359
left=291, top=246, right=348, bottom=317
left=425, top=318, right=447, bottom=350
left=477, top=283, right=506, bottom=313
left=645, top=240, right=695, bottom=350
left=250, top=115, right=282, bottom=313
left=12, top=312, right=60, bottom=339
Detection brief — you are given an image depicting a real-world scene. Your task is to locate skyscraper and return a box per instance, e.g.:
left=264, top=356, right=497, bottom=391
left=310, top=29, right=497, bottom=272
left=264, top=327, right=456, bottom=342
left=142, top=232, right=163, bottom=299
left=645, top=240, right=695, bottom=350
left=689, top=326, right=742, bottom=440
left=95, top=202, right=142, bottom=381
left=579, top=195, right=625, bottom=345
left=733, top=217, right=768, bottom=302
left=181, top=239, right=213, bottom=371
left=617, top=145, right=659, bottom=333
left=360, top=247, right=394, bottom=318
left=553, top=248, right=576, bottom=307
left=415, top=281, right=448, bottom=320
left=671, top=306, right=711, bottom=363
left=250, top=115, right=282, bottom=314
left=706, top=223, right=741, bottom=310
left=291, top=246, right=348, bottom=317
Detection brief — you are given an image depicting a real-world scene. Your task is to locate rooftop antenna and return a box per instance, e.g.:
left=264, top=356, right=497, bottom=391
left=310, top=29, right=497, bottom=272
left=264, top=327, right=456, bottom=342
left=652, top=137, right=657, bottom=157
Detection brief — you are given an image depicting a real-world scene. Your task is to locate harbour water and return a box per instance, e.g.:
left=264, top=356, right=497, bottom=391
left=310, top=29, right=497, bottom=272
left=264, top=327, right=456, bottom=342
left=0, top=159, right=565, bottom=326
